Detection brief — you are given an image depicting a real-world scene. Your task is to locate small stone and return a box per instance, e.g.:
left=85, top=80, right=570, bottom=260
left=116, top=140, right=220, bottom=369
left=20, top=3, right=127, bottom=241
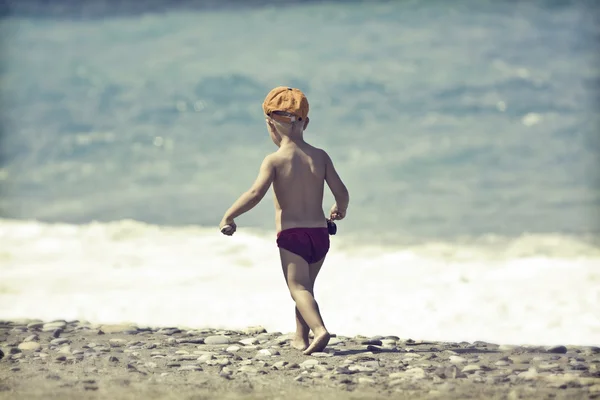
left=9, top=348, right=22, bottom=355
left=204, top=336, right=230, bottom=345
left=58, top=345, right=71, bottom=355
left=311, top=352, right=332, bottom=358
left=157, top=328, right=181, bottom=335
left=495, top=360, right=510, bottom=367
left=328, top=337, right=343, bottom=346
left=176, top=337, right=205, bottom=344
left=300, top=359, right=319, bottom=369
left=239, top=366, right=258, bottom=374
left=462, top=365, right=481, bottom=373
left=348, top=365, right=375, bottom=373
left=27, top=322, right=44, bottom=330
left=10, top=367, right=20, bottom=372
left=24, top=335, right=39, bottom=342
left=177, top=355, right=198, bottom=361
left=287, top=363, right=300, bottom=369
left=55, top=355, right=67, bottom=362
left=449, top=356, right=467, bottom=364
left=109, top=339, right=127, bottom=347
left=217, top=358, right=231, bottom=366
left=239, top=337, right=259, bottom=346
left=256, top=349, right=279, bottom=358
left=43, top=321, right=67, bottom=331
left=538, top=363, right=560, bottom=371
left=547, top=345, right=568, bottom=354
left=197, top=354, right=215, bottom=363
left=358, top=377, right=375, bottom=384
left=166, top=362, right=181, bottom=368
left=243, top=326, right=267, bottom=335
left=226, top=345, right=240, bottom=353
left=0, top=349, right=4, bottom=360
left=98, top=324, right=138, bottom=334
left=273, top=361, right=288, bottom=370
left=363, top=361, right=381, bottom=369
left=108, top=356, right=119, bottom=362
left=589, top=384, right=600, bottom=394
left=179, top=365, right=202, bottom=371
left=499, top=344, right=520, bottom=352
left=50, top=338, right=70, bottom=346
left=294, top=375, right=304, bottom=382
left=388, top=379, right=403, bottom=387
left=361, top=339, right=383, bottom=346
left=52, top=329, right=62, bottom=338
left=518, top=367, right=539, bottom=380
left=18, top=342, right=41, bottom=351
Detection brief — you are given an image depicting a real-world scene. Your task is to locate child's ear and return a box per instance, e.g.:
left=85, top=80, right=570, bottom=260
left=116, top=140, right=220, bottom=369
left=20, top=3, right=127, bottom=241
left=266, top=118, right=275, bottom=131
left=303, top=117, right=310, bottom=130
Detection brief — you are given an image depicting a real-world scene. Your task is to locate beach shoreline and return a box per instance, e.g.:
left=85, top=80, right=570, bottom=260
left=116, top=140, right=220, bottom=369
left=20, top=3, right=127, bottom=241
left=1, top=319, right=598, bottom=399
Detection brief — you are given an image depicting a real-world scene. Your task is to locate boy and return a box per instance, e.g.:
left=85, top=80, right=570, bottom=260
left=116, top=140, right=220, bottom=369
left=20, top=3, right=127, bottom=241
left=219, top=86, right=350, bottom=355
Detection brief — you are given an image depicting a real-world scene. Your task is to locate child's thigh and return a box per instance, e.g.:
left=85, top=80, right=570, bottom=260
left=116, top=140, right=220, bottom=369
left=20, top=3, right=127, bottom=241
left=279, top=248, right=311, bottom=290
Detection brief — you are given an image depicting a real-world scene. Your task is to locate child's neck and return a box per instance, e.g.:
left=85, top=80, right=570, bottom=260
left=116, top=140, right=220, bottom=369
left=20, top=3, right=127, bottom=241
left=280, top=135, right=306, bottom=146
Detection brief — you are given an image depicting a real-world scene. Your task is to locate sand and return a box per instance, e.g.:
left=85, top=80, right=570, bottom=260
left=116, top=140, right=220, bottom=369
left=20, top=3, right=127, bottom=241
left=1, top=319, right=599, bottom=399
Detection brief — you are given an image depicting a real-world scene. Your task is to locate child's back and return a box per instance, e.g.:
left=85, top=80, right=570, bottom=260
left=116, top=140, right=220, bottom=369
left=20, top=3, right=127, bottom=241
left=220, top=86, right=349, bottom=354
left=271, top=143, right=328, bottom=232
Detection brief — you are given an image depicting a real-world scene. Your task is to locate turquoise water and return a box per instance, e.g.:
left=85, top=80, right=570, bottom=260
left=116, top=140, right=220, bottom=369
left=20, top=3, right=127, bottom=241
left=0, top=0, right=599, bottom=241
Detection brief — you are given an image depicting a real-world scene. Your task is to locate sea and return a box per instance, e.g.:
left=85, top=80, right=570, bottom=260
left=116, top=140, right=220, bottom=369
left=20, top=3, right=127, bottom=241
left=0, top=0, right=599, bottom=346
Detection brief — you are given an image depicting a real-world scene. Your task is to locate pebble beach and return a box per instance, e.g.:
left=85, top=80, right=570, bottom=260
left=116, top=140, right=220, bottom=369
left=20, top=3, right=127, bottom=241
left=1, top=319, right=599, bottom=399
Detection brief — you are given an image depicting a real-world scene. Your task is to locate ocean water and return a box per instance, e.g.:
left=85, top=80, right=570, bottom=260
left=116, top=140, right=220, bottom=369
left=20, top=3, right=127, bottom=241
left=1, top=0, right=599, bottom=346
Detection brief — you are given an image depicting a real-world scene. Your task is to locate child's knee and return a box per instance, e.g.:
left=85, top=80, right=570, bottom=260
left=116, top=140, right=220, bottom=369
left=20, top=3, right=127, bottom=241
left=289, top=285, right=313, bottom=300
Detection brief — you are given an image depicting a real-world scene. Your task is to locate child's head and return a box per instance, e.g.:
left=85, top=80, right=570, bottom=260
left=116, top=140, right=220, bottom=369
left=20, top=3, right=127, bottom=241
left=262, top=87, right=309, bottom=146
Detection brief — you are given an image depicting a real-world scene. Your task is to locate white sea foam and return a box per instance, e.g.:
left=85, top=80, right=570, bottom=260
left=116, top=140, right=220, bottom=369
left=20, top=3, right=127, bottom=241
left=1, top=218, right=598, bottom=346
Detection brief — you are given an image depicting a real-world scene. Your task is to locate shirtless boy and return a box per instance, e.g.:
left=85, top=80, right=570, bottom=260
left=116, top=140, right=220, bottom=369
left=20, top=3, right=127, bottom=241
left=219, top=86, right=350, bottom=355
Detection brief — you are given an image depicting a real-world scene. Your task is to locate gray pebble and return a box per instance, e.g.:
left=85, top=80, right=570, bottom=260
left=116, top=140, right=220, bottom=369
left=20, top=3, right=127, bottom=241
left=547, top=345, right=567, bottom=354
left=18, top=342, right=41, bottom=351
left=179, top=365, right=202, bottom=371
left=272, top=361, right=288, bottom=370
left=197, top=354, right=215, bottom=363
left=204, top=336, right=230, bottom=345
left=461, top=365, right=481, bottom=373
left=50, top=338, right=70, bottom=346
left=243, top=326, right=267, bottom=335
left=27, top=322, right=44, bottom=330
left=311, top=352, right=332, bottom=358
left=361, top=339, right=383, bottom=346
left=24, top=335, right=39, bottom=342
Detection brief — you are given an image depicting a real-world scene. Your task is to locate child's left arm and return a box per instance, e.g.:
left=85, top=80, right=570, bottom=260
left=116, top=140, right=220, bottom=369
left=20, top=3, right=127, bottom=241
left=219, top=155, right=275, bottom=235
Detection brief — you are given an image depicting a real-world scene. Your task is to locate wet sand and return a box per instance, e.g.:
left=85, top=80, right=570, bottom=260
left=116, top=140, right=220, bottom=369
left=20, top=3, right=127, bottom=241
left=1, top=319, right=599, bottom=399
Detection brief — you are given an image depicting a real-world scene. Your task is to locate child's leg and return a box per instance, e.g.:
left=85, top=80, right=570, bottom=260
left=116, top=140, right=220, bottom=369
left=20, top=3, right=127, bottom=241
left=293, top=257, right=325, bottom=350
left=280, top=249, right=330, bottom=355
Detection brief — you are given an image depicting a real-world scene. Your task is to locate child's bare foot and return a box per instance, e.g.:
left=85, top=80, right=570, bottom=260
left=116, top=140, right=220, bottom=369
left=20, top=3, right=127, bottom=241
left=303, top=329, right=330, bottom=355
left=291, top=338, right=309, bottom=351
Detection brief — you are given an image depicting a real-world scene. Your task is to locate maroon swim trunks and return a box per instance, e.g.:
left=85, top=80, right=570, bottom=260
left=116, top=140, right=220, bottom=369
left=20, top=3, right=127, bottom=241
left=276, top=227, right=330, bottom=264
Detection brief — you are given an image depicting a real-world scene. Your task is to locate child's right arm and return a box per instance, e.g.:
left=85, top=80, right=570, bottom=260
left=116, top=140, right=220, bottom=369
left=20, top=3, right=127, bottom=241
left=324, top=151, right=349, bottom=220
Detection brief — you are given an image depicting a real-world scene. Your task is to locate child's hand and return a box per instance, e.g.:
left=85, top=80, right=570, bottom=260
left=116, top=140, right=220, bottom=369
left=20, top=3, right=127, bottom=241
left=329, top=204, right=346, bottom=221
left=219, top=218, right=237, bottom=236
